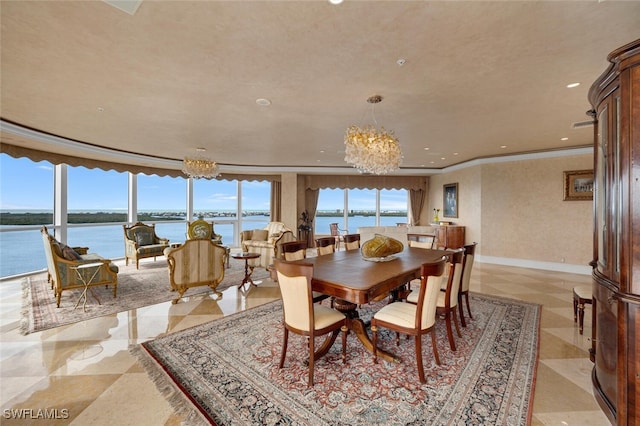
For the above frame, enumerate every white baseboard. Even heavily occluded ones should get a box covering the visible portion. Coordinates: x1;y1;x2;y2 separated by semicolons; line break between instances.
476;255;592;276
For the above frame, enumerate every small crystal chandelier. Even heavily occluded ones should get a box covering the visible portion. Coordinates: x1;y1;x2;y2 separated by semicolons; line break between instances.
344;95;402;175
182;148;219;179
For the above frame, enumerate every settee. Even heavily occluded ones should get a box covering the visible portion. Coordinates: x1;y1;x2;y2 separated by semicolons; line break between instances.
164;239;227;303
241;221;296;269
41;226;118;308
123;222;170;269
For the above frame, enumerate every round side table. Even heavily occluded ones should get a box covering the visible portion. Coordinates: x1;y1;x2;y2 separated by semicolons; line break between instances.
231;252;261;289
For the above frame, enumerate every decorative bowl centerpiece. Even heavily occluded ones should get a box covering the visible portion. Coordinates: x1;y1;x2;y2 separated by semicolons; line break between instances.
361;234;404;262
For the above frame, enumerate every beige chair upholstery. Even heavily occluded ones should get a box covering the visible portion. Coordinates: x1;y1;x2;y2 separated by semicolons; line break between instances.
343;234;361;251
407;234;436;249
280;241;328;303
164;239;226;303
41;226;118;308
458;243;477;327
314;237;336;256
371;259;446;383
123;222;170;269
240;222;296;269
274;259;347;387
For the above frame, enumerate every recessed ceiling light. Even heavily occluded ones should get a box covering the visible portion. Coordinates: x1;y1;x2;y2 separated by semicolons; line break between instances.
97;107;104;112
430;161;435;164
441;157;446;160
196;147;206;152
256;98;271;106
567;82;580;88
500;145;507;149
397;58;406;66
453;152;459;156
328;0;343;4
423;147;430;151
320;150;325;153
561;137;569;141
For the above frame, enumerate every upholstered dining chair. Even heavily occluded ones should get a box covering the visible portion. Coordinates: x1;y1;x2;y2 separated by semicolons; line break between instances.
458;243;477;327
274;259;348;387
280;240;308;261
314;237;336;256
407;249;464;351
280;240;328;303
343;234;361;251
407;235;437;249
371;259;447;383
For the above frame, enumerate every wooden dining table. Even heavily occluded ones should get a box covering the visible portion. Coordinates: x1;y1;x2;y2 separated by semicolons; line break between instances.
290;247;450;363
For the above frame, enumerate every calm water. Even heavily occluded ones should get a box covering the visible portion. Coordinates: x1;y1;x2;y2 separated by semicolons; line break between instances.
0;215;405;278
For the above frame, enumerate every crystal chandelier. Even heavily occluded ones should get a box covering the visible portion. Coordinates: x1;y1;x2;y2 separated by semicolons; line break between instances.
344;95;402;175
182;148;219;179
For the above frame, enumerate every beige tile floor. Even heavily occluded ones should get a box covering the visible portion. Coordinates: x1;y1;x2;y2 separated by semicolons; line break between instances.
0;257;609;425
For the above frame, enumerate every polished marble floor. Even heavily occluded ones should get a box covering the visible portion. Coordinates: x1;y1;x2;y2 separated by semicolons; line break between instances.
0;255;609;425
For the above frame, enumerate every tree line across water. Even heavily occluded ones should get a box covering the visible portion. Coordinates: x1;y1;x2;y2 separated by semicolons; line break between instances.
0;212;181;225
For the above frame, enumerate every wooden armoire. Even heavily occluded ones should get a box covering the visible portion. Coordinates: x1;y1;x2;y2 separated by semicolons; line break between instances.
589;38;640;425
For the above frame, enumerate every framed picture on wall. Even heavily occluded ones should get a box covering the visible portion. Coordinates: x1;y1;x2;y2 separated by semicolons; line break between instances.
443;183;458;218
563;170;594;201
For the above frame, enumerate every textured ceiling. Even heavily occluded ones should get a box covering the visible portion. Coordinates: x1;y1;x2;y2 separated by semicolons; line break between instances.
1;1;639;175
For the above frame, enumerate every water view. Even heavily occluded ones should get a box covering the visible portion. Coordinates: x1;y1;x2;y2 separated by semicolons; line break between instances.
0;212;406;278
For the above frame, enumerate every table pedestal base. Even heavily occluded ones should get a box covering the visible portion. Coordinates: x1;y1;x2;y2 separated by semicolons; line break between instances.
315;298;400;363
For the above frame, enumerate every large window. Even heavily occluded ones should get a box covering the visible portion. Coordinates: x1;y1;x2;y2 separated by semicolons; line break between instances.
137;174;187;244
241;180;271;231
0;154;54;277
194;179;239;246
315;188;408;235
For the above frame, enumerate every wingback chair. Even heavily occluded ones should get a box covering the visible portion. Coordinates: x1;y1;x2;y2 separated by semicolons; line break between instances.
41;226;118;308
164;239;227;303
240;221;296;269
123;222;170;269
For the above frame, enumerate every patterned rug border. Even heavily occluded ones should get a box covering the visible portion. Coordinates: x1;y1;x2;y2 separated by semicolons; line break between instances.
132;293;541;426
20;261;269;335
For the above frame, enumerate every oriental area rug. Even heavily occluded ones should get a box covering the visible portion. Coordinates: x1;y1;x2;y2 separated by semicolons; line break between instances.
21;260;269;335
133;294;541;425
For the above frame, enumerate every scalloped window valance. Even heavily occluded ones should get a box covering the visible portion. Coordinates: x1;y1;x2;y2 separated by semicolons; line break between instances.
303;175;426;191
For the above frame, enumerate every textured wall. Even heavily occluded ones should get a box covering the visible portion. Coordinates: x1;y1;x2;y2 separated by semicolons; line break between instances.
429;154;593;268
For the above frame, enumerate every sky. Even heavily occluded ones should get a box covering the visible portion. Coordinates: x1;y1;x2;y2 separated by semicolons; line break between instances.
0;154;407;212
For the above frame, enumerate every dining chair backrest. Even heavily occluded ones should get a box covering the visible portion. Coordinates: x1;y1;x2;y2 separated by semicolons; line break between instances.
460;243;477;293
315;237;335;256
444;249;465;308
275;259;314;331
281;240;307;261
408;239;436;249
343;234;361;251
418;259;447;329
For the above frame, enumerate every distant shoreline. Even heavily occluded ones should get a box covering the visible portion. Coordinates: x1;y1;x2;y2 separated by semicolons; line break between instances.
0;210;407;225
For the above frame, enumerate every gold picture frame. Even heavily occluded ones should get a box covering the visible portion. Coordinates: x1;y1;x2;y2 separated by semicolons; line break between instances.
563;170;594;201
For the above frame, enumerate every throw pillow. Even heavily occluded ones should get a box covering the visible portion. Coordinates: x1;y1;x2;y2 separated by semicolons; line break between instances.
251;229;269;241
135;231;154;246
61;244;82;261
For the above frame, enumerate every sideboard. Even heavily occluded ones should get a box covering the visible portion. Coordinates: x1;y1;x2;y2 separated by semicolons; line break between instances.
357;225;465;249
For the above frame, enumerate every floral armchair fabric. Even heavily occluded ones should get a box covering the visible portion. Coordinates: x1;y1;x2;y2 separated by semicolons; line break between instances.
41;226;118;308
164;239;226;303
123;222;170;269
240;221;296;269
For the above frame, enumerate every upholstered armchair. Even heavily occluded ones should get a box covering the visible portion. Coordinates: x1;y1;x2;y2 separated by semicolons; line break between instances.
41;226;118;308
186;219;223;245
240;221;296;269
123;222;170;269
164;239;226;303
